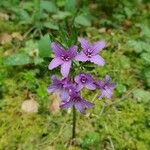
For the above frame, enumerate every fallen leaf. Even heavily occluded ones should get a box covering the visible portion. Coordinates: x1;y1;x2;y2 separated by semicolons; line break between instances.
49;92;60;114
21;99;39;113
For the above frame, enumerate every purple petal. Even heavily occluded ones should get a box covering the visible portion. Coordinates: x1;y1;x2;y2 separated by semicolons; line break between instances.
48;57;63;70
81;99;94;108
85;83;96;90
60;101;73;109
109;83;116;89
99;89;113;99
74;75;80;83
95;80;105;88
77;84;84;91
75;51;88;62
78;37;90;50
90;55;105;66
105;75;111;82
60;89;70;102
47;85;57;93
75;102;85;114
61;61;72;77
68;46;78;58
51;42;65;57
92;41;106;54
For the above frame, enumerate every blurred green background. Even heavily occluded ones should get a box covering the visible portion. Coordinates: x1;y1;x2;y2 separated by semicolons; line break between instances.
0;0;150;149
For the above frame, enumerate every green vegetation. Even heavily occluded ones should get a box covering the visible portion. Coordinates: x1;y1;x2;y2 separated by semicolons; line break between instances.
0;0;150;149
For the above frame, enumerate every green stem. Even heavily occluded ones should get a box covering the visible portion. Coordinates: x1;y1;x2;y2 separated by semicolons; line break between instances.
72;106;76;139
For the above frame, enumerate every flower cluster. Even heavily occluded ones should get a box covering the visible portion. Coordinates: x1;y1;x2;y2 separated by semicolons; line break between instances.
48;38;116;114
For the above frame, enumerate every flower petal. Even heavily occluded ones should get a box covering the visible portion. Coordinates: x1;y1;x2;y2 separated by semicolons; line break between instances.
99;88;113;99
68;45;78;58
90;55;105;66
60;100;73;109
95;80;105;88
85;83;96;90
105;75;111;82
47;85;57;93
92;41;106;54
48;57;63;70
60;89;70;102
78;37;90;50
81;99;94;108
75;51;88;62
51;42;65;57
77;84;84;91
61;61;72;77
75;102;85;114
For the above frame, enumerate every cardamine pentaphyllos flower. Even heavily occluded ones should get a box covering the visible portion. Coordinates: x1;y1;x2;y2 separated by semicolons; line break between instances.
95;75;116;99
75;37;106;66
48;42;77;77
74;73;96;91
47;75;73;102
60;90;94;114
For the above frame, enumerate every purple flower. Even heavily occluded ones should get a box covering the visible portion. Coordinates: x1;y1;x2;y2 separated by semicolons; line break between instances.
96;75;116;99
48;42;78;77
74;73;96;91
47;75;73;102
75;38;106;66
60;91;94;114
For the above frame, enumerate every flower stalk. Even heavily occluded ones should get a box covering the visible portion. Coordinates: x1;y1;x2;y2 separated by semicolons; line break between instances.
72;106;76;140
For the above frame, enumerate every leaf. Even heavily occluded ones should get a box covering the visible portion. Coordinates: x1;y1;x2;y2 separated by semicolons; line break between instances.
75;14;91;26
34;57;43;65
65;0;77;13
43;22;58;30
133;89;150;103
144;68;150;87
41;1;57;13
52;11;71;20
4;53;31;66
38;34;51;57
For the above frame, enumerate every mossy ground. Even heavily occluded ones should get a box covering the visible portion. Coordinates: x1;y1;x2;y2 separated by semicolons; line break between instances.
0;1;150;150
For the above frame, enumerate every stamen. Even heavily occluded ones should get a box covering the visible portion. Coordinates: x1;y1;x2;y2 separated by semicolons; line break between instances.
61;55;70;61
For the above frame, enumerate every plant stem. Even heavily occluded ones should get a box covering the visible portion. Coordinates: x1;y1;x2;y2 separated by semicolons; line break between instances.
72;106;76;139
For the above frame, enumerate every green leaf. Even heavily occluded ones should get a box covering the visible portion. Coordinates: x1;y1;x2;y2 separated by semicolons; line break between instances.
38;34;51;57
41;1;57;13
75;14;91;26
4;53;31;66
144;68;150;87
52;11;71;20
65;0;77;13
133;89;150;103
34;57;44;65
43;22;58;30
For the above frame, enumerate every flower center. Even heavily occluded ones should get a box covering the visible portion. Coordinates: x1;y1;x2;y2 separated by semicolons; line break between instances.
72;96;81;103
61;55;70;61
80;76;87;83
85;50;93;58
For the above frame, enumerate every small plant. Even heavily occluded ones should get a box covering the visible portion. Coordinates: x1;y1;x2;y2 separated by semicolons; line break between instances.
47;36;116;143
